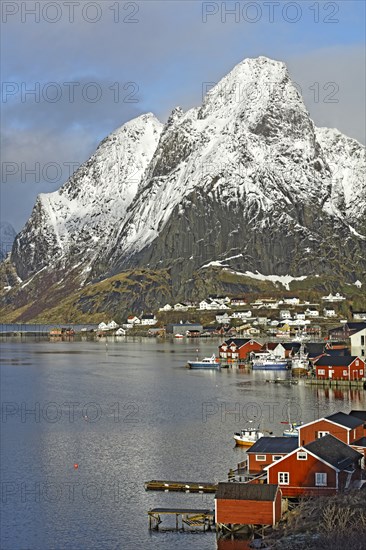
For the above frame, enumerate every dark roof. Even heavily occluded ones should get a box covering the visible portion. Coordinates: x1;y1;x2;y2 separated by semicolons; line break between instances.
315;355;359;367
142;314;155;319
347;322;366;330
305;343;325;355
349;410;366;422
353;437;366;447
216;482;278;501
282;343;301;351
247;437;299;454
326;348;351;357
223;338;251;347
325;412;363;429
305;434;362;470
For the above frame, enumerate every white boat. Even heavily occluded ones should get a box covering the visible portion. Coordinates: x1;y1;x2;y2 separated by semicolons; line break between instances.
187;353;219;369
234;427;265;447
291;344;310;375
252;354;288;370
174;333;184;339
283;422;302;438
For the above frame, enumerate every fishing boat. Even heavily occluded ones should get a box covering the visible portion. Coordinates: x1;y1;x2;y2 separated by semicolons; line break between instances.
187;353;219;369
234;427;265;446
291;344;310;376
252;354;288;370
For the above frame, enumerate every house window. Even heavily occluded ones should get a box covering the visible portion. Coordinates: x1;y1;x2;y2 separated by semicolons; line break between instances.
256;455;266;461
273;455;282;461
315;473;327;486
360;369;364;375
297;452;307;460
318;369;325;375
317;431;329;438
278;472;289;484
355;360;359;366
362;336;365;346
343;370;348;376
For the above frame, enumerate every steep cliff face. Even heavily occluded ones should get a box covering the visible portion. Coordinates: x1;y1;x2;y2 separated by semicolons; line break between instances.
5;56;366;317
0;222;16;260
11;113;163;280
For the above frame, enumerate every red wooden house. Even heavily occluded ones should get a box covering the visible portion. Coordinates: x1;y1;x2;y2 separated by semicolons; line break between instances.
218;338;262;361
246;437;299;474
265;434;362;498
315;355;364;380
298;412;364;446
349;411;366;466
215;482;282;527
349;410;366;436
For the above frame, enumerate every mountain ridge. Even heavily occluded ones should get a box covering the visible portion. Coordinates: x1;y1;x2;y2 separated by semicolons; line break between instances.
2;56;365;320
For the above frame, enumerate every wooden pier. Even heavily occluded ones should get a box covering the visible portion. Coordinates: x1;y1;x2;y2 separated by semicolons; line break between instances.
145;480;217;493
148;507;214;531
305;379;365;389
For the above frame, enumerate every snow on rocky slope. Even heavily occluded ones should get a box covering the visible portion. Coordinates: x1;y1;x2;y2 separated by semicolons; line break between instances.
11;113;163;279
10;56;366;290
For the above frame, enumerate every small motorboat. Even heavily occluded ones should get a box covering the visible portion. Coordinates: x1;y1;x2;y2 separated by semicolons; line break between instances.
187;354;220;369
234;427;265;446
174;333;184;339
282;422;302;438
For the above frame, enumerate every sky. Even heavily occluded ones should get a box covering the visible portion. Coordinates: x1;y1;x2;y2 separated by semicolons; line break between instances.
1;0;365;231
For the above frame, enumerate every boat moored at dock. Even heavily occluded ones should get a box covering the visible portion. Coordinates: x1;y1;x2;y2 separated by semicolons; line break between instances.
252;354;288;370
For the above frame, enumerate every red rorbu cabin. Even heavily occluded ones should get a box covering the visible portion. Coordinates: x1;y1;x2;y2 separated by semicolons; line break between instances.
315;355;364;380
215;483;282;527
298;412;364;446
246;437;299;474
218;339;262;361
265;434;362;498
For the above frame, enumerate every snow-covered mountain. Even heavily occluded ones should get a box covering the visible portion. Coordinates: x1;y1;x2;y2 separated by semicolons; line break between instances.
0;222;17;260
10;56;366;296
11;113;163;279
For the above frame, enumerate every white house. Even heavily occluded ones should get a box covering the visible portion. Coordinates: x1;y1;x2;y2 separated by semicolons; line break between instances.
140;314;157;326
305;308;319;317
216;313;231;324
280;310;292;320
106;320;118;330
127;315;140;325
98;322;108;330
174;303;189;311
231;310;252;319
199;300;224;310
353;312;366;321
115;327;126;336
159;304;172;311
350;327;366;358
323;308;337;318
322;292;346;301
283;297;300;305
293;312;306;321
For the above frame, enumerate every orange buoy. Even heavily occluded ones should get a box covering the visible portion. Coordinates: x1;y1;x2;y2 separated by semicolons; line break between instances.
74;463;79;469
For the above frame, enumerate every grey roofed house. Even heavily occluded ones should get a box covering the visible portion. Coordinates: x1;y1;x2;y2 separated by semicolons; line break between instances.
314;356;359;367
247;437;299;454
349;410;366;422
305;342;325;356
304;434;362;470
216;482;279;501
166;322;203;334
325;411;364;429
353;437;366;447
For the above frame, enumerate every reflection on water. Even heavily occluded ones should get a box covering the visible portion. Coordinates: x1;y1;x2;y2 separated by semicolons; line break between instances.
1;338;365;550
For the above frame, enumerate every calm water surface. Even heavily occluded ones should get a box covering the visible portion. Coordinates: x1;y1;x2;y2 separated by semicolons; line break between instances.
1;338;365;550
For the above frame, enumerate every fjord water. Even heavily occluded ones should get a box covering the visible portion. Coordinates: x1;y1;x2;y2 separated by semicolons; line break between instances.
1;338;365;550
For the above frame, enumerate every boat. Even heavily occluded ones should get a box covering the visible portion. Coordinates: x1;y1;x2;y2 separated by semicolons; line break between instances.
174;333;184;339
291;344;310;376
252;354;288;370
187;353;220;369
234;427;265;446
282;422;302;438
